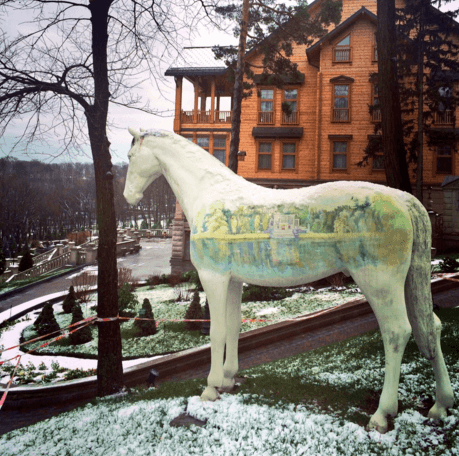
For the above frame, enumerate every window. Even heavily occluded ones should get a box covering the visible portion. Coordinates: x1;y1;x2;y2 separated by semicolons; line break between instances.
259;89;275;124
197;136;209;151
373;33;378;62
436;87;454;125
282;142;297;170
333;35;351;62
282;89;299;124
182;135;193;142
258;142;272;170
436;145;453;174
213;136;226;164
372;84;381;122
333;84;350;122
329;138;350;171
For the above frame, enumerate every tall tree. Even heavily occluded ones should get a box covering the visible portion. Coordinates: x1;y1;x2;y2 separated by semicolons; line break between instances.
0;0;217;396
215;0;342;173
377;0;413;193
397;0;459;199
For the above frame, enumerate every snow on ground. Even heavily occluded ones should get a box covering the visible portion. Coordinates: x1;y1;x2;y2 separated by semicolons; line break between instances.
1;392;458;455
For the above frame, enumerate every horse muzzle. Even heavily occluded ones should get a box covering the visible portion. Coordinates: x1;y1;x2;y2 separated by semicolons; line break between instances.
123;188;143;206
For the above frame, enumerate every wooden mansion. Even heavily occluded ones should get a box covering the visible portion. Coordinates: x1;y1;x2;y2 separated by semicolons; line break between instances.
164;0;459;273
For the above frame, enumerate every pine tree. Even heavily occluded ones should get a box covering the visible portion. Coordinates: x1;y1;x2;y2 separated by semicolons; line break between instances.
184;290;203;331
69;303;93;345
63;286;78;314
134;298;157;336
34;302;60;339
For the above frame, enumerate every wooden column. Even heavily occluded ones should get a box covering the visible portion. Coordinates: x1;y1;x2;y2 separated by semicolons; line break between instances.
193;81;199;124
174;76;183;132
210;78;216;124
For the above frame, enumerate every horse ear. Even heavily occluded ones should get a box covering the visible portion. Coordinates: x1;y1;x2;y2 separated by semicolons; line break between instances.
128;127;141;141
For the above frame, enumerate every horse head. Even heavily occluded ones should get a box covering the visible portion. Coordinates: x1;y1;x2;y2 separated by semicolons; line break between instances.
123;127;163;205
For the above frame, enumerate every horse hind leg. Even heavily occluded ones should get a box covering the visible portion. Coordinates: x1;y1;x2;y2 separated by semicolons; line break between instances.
352;269;412;434
427;313;454;420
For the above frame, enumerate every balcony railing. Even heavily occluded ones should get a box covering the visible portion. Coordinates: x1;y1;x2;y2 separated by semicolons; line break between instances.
258;111;275;124
435;110;454;126
333;47;351;62
180;110;232;124
333;108;350;122
282;111;299;125
372;109;381;122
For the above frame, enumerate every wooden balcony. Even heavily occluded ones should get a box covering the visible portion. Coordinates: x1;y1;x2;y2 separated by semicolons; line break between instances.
333;47;351;63
180;110;232;124
282;111;299;125
332;108;350;122
435;110;454;126
258;111;275;125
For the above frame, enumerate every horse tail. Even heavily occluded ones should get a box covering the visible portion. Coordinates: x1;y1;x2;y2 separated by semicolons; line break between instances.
404;196;437;360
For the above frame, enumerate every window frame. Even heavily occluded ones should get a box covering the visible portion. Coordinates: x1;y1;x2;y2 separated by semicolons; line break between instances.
371;83;381;123
333;34;352;63
329;135;352;173
331;83;351;123
281;87;300;125
280;140;299;172
433;144;454;176
196;135;210;151
212;135;228;166
256;140;274;171
258;87;276;125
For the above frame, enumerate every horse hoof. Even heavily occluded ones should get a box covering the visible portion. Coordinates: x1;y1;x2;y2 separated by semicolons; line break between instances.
201;386;220;402
367;413;388;434
428;403;448;421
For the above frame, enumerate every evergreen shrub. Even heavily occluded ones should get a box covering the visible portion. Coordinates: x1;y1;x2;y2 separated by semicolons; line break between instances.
34;302;60;338
241;284;293;303
134;298;157;336
118;283;139;317
18;249;34;272
62;286;78;314
184;291;203;331
69;304;93;345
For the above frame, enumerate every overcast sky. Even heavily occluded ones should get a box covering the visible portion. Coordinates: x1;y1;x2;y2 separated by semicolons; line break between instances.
1;1;459;165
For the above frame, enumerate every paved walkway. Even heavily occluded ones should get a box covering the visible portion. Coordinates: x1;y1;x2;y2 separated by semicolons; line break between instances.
0;239;172;315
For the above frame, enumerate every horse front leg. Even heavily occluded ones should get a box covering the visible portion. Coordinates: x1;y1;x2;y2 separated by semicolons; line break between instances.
198;269;230;402
220;280;243;392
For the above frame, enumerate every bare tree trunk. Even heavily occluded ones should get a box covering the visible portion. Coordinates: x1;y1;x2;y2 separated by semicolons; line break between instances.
377;0;412;193
228;0;250;173
88;0;123;396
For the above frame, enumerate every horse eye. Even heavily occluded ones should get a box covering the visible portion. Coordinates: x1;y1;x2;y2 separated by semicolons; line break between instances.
131;138;135;147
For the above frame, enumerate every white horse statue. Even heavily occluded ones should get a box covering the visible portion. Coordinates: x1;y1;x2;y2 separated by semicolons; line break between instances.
124;128;454;433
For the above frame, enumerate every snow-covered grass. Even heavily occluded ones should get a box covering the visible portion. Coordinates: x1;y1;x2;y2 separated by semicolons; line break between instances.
1;307;458;455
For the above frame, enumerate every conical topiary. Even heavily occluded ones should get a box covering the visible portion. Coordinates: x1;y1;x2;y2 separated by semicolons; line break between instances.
69;303;93;345
184;290;203;331
134;298;157;336
34;302;60;338
201;299;210;335
18;249;34;272
62;286;78;314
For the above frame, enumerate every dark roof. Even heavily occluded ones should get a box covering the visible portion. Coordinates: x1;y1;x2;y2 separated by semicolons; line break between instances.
252;127;303;138
165;47;228;77
441;176;459;187
306;7;377;66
